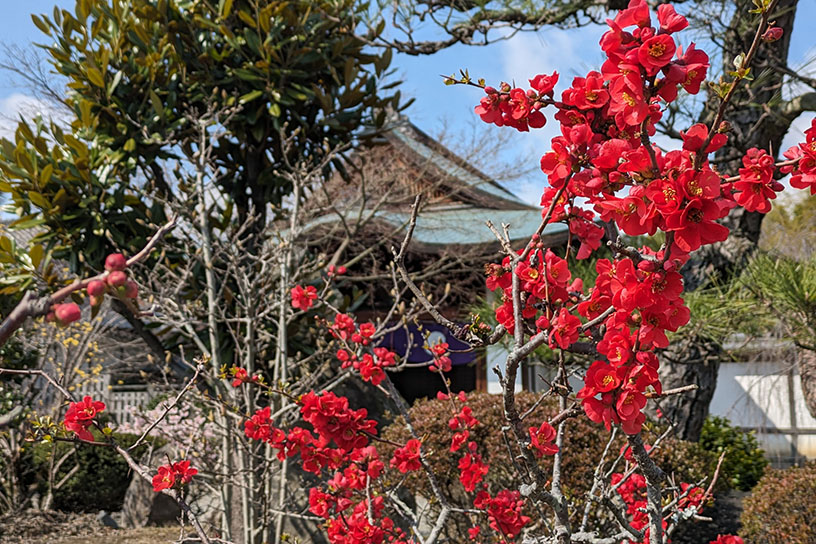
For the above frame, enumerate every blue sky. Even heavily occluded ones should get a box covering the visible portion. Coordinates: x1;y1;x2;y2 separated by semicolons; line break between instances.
1;1;815;206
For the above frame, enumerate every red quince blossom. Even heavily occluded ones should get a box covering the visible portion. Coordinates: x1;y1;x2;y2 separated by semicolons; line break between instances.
230;366;259;387
656;4;688;33
638;34;676;76
529;421;559;457
390;439;422;473
152;465;175;492
173;460;198;484
63;396;105;441
681;123;727;154
291;284;318;311
733;147;783;213
783;118;816;194
563;71;610;110
299;391;377;451
458;452;489;492
245;406;273;441
152;460;197;492
474;489;531;539
578;361;622;398
549;307;582;349
529;72;559;94
429;341;452;372
664;198;730;254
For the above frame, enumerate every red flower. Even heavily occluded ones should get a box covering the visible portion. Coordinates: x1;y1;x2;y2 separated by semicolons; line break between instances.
539;137;574;187
63;396;105;441
245;406;276;443
579;361;622;398
665;199;730;254
733;148;782;213
152;460;197;492
548;307;581;349
638;34;676;76
563;71;609;110
675;43;709;95
152;465;176;492
681;123;727;154
458;452;489;492
291;285;318;311
172;460;198;484
478;489;531;538
390;439;422;473
529;72;559;94
657;4;688;33
231;366;258;387
529;422;559;457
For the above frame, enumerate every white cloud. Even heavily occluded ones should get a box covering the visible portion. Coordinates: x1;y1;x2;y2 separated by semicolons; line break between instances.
0;93;66;140
496;26;608;190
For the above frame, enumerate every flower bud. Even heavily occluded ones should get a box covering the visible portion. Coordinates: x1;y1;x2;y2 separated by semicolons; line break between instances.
87;280;106;297
761;26;783;42
54;303;81;325
104;253;127;271
124;280;139;299
107;270;127;288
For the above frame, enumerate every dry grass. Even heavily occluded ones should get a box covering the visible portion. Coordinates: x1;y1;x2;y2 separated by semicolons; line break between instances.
0;511;186;544
51;527;181;544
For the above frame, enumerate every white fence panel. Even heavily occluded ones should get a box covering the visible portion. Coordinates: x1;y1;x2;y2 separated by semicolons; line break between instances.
710;360;816;465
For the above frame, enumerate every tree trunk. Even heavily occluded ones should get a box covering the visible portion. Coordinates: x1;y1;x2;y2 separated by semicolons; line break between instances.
658;0;799;440
799;349;816;419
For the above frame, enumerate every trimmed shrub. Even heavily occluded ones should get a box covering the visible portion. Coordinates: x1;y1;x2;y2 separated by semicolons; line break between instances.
22;432;154;512
699;416;766;491
740;462;816;544
381;392;721;540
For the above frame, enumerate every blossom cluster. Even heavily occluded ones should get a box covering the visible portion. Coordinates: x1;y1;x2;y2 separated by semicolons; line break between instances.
63;395;105;441
152;460;198;492
476;0;810;438
332;314;397;385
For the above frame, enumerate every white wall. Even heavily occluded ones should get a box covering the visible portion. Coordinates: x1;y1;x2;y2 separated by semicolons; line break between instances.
708;360;816;463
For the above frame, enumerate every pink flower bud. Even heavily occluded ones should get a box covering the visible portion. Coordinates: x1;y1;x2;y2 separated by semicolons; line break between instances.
336;266;347;275
54;303;81;325
87;280;106;297
107;270;127;288
124;280;139;299
761;26;783;42
104;253;127;272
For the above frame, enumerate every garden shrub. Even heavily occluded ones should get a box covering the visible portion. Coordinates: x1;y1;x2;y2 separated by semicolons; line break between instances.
381;391;721;540
23;432;154;512
699;416;767;491
740;462;816;544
